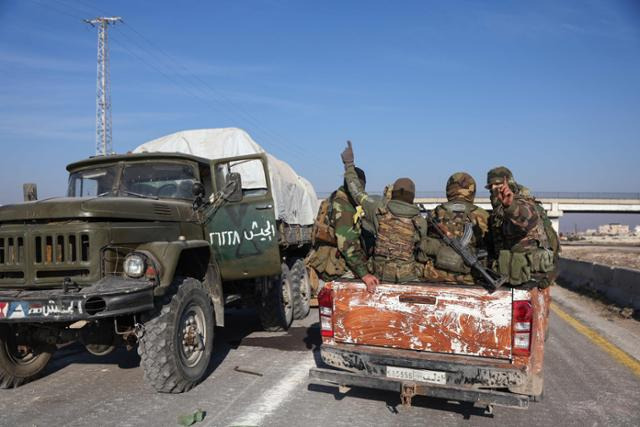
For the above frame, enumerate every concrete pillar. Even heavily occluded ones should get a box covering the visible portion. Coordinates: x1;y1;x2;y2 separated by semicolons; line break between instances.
547;202;563;233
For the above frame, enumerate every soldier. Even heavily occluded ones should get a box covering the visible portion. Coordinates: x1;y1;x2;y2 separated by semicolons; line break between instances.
485;167;558;288
305;167;380;290
419;172;490;284
341;141;427;287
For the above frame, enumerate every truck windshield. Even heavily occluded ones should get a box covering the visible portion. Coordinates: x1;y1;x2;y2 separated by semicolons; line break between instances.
68;166;119;197
121;163;197;200
67;162;198;200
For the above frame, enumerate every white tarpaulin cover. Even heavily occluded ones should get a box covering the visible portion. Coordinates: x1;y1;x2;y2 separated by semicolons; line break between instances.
133;128;319;226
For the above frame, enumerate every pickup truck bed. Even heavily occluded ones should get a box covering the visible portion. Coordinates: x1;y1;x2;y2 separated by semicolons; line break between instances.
310;280;550;409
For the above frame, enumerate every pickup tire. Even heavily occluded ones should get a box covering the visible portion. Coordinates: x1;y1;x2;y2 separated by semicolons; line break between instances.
0;325;54;389
258;263;294;332
290;258;311;320
138;277;214;393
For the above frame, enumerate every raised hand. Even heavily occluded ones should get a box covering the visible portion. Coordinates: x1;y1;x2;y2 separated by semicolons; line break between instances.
341;140;354;166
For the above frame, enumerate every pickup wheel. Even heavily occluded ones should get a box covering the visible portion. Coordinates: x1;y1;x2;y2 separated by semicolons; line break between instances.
138;277;214;393
290;258;311;320
0;325;54;389
258;263;294;332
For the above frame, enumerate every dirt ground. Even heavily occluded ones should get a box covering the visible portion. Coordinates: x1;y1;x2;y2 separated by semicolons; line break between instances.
561;244;640;271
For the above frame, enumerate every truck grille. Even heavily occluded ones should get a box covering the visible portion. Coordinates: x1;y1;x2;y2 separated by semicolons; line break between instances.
0;235;25;279
33;233;91;279
0;228;96;285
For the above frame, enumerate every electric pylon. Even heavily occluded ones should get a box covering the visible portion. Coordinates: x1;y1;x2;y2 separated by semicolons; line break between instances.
85;17;122;156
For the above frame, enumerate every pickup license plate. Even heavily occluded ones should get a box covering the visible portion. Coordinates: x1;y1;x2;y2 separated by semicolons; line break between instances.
386;366;446;384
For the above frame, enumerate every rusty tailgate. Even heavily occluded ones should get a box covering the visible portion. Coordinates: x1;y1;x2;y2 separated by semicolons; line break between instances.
332;282;513;359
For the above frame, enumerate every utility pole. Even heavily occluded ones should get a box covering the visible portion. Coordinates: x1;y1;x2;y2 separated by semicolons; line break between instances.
85;17;122;156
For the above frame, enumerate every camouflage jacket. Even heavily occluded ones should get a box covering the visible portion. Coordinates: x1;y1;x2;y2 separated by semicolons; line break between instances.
330;186;370;278
345;165;428;281
489;195;547;254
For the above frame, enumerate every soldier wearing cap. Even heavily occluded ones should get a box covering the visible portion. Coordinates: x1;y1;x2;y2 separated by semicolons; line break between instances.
419;172;490;283
486;167;557;288
341;142;427;288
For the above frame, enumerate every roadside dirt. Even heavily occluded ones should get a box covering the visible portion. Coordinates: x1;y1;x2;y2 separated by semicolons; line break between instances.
561;245;640;271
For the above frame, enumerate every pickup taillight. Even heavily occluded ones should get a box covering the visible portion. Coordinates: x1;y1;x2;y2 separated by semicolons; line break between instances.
318;286;334;337
512;300;533;356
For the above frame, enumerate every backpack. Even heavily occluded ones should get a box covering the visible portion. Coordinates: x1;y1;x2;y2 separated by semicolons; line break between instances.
533;200;560;260
311;191;337;246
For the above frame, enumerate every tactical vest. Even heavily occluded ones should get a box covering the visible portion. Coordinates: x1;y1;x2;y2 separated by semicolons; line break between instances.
373;206;421;282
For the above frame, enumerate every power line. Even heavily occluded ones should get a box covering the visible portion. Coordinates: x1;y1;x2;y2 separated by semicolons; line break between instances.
52;0;308;159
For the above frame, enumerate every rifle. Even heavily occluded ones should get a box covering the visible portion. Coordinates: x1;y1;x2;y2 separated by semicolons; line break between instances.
428;216;506;292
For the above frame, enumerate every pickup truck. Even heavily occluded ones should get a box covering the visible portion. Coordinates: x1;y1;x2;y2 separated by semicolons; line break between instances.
309;280;550;412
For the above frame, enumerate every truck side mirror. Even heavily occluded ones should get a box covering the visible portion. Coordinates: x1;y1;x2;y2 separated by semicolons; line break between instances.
23;183;38;201
226;172;243;202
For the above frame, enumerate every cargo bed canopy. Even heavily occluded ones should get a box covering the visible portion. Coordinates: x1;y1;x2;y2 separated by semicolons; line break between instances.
133;128;319;226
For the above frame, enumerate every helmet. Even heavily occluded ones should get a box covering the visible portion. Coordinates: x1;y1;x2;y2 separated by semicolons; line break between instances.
485;166;514;189
446;172;476;203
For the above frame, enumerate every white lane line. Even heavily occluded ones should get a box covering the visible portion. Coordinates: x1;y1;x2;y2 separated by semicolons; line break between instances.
229;358;315;426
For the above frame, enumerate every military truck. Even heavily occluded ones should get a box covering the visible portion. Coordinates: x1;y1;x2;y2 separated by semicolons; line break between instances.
0;149;315;392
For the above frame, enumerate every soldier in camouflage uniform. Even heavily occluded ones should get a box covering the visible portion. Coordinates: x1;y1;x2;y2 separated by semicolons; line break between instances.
419;172;489;284
485;167;557;288
341;142;427;287
306;167;380;289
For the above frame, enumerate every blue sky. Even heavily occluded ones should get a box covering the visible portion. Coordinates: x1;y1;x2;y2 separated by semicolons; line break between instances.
1;0;639;223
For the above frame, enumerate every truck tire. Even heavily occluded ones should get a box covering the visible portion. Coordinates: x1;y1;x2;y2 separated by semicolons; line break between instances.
138;277;214;393
258;263;294;332
290;258;311;320
0;325;54;389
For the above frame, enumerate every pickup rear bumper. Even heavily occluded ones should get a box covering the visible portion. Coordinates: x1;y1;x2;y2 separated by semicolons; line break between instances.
309;367;529;409
311;344;531;409
0;276;155;323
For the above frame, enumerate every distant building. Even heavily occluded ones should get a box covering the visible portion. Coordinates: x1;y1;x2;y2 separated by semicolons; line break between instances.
598;223;630;235
635;225;640;236
585;229;597;236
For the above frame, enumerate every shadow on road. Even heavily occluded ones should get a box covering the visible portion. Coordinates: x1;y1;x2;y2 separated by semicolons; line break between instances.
44;308;323;384
307;383;493;419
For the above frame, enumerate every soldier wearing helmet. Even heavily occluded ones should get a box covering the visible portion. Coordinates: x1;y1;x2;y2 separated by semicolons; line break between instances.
486;166;558;288
341;142;427;289
419;172;489;284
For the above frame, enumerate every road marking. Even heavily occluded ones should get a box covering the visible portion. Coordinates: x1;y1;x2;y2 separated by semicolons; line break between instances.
229;357;315;426
551;303;640;378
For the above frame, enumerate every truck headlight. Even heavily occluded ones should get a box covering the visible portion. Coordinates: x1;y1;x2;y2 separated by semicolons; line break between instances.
123;254;146;278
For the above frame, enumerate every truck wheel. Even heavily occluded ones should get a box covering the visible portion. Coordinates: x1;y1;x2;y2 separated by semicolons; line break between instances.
0;325;54;389
138;277;214;393
258;263;294;332
290;258;311;320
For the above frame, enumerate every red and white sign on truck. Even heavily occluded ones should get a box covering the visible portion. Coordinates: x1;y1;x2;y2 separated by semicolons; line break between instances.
309;280;550;411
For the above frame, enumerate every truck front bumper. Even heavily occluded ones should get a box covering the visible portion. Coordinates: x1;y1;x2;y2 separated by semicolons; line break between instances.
310;344;531;409
0;276;155;323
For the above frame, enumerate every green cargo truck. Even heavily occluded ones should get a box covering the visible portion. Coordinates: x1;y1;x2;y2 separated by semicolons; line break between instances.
0;151;313;392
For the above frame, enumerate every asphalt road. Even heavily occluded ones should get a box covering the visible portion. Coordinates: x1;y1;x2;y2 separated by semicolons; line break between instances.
1;286;639;427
